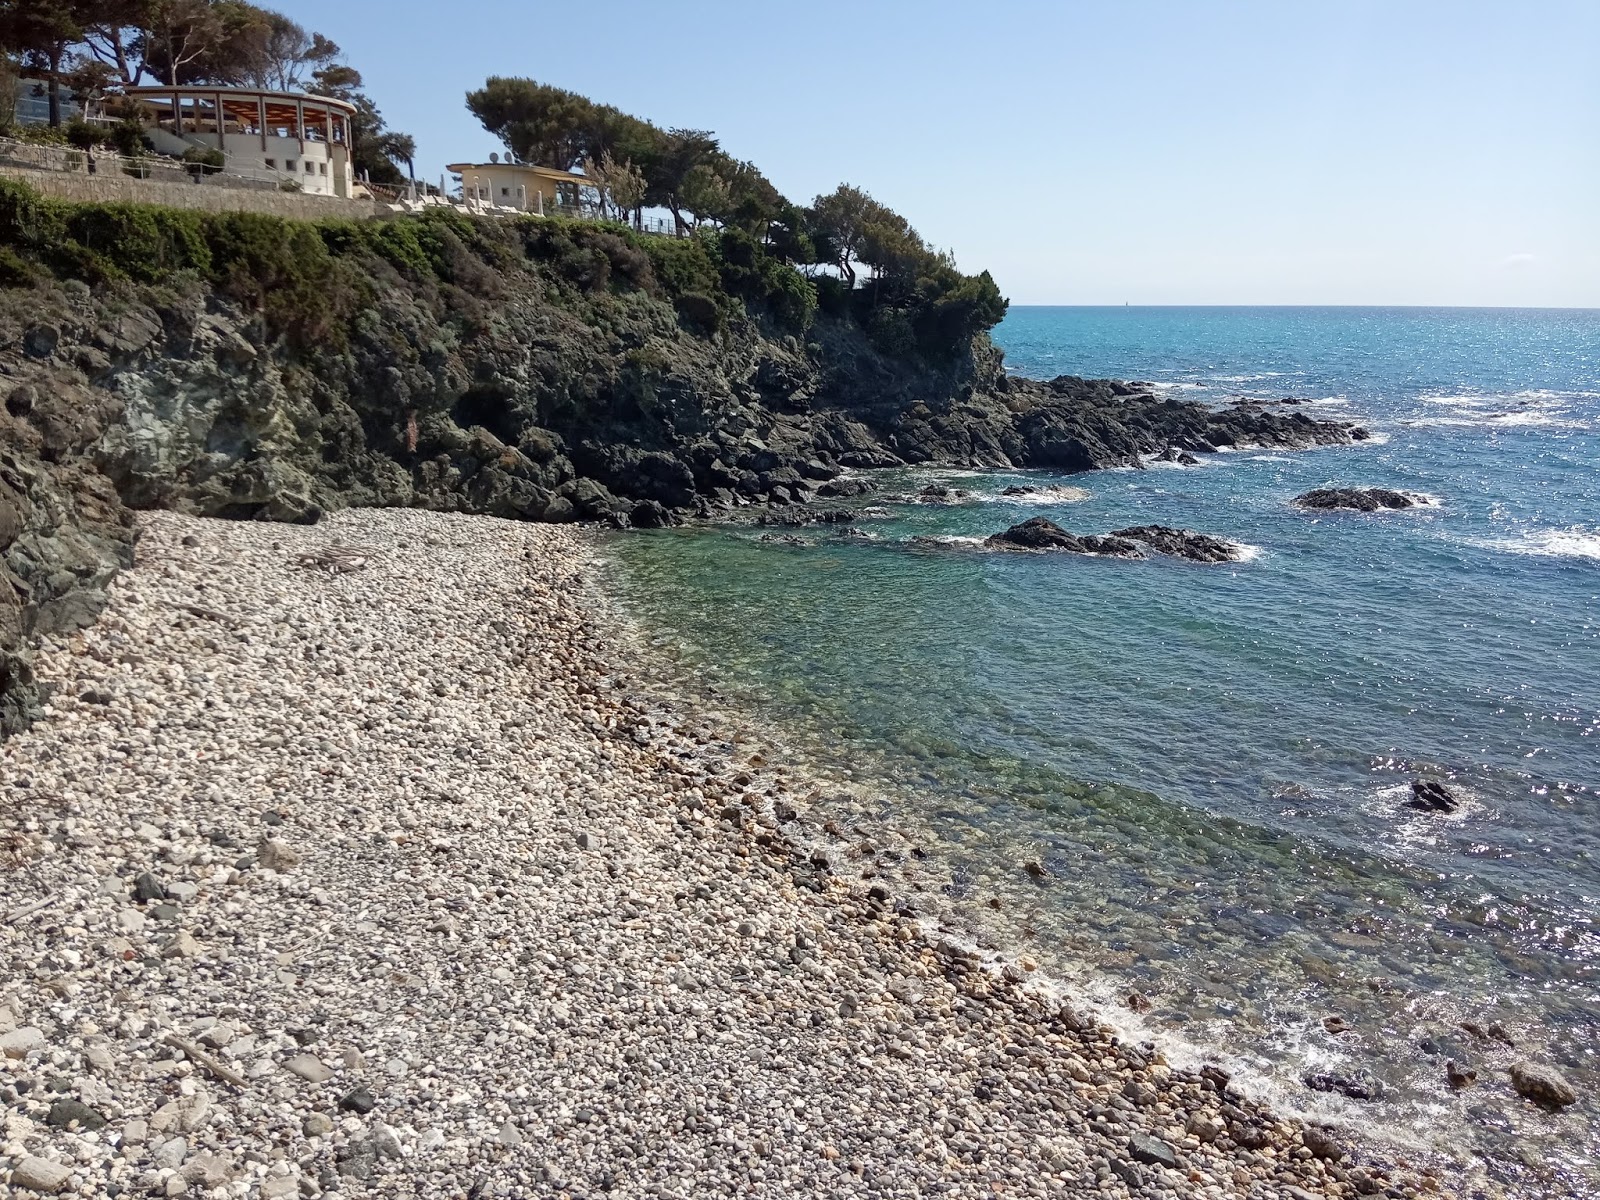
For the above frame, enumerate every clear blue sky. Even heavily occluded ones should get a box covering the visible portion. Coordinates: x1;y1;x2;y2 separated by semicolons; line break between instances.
272;0;1597;306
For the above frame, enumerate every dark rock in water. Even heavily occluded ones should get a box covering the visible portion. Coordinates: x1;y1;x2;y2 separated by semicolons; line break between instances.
1295;487;1422;512
1510;1061;1577;1109
1407;778;1459;813
1000;485;1036;496
629;500;676;529
1111;525;1243;563
1447;1060;1478;1090
1303;1070;1383;1101
816;477;875;498
985;517;1143;558
1322;1015;1349;1035
1176;451;1200;465
888;484;972;505
757;533;809;547
1127;1133;1178;1169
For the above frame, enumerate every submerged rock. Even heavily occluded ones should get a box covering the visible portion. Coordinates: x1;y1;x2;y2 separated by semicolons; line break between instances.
1303;1070;1383;1101
1294;487;1423;512
1111;525;1245;563
1407;778;1459;813
984;518;1142;557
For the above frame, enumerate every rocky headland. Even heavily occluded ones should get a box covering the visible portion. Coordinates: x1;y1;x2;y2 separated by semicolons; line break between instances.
0;205;1365;736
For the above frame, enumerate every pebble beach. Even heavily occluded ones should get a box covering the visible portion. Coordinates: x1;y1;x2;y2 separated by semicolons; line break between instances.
0;509;1456;1199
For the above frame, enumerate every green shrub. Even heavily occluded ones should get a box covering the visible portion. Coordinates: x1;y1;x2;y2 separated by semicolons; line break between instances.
0;246;37;287
64;119;98;150
104;119;149;159
866;308;916;358
675;291;721;334
641;235;719;300
181;146;226;175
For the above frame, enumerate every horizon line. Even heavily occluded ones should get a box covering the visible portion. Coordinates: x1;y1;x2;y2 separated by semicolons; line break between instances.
1005;303;1600;311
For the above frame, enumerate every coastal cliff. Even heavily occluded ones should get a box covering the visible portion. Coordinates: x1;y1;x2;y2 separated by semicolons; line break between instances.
0;184;1365;732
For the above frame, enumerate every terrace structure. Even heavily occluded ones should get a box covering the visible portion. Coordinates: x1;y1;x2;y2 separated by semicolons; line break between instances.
121;85;357;197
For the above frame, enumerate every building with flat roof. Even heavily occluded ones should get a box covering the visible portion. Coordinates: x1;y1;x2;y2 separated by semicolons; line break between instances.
121;85;356;197
447;160;593;215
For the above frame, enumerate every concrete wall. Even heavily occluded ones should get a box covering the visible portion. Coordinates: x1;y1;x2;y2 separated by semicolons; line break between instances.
0;165;386;221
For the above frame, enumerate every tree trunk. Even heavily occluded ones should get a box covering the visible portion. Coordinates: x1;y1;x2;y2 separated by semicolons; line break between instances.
46;48;62;127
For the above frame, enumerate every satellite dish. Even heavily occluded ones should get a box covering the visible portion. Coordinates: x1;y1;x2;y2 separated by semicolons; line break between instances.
489;151;499;164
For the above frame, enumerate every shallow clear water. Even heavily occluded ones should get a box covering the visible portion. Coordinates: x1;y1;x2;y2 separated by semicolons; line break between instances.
605;307;1600;1191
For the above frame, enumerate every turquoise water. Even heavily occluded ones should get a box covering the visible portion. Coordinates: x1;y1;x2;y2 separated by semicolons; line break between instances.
606;307;1600;1190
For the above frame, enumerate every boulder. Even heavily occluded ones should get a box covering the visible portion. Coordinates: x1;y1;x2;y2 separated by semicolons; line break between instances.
11;1156;72;1192
1294;487;1422;512
1510;1061;1577;1109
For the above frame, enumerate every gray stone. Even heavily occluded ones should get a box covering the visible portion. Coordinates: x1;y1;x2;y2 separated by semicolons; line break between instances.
257;838;301;871
1;1026;46;1059
133;872;167;902
284;1054;334;1083
11;1156;73;1192
1127;1133;1178;1170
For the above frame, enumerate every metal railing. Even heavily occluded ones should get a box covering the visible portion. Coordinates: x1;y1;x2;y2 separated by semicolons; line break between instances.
0;134;289;192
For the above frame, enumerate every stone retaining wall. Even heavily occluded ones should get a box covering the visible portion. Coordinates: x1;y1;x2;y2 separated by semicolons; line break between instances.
0;165;387;220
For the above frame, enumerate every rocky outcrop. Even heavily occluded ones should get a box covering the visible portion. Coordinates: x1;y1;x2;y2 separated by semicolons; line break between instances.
985;518;1143;557
1110;526;1245;564
983;520;1248;564
1295;487;1423;512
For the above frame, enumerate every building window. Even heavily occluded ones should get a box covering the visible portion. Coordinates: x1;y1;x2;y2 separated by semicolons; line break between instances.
285;159;295;171
501;187;510;197
318;163;327;175
305;161;314;174
264;158;276;169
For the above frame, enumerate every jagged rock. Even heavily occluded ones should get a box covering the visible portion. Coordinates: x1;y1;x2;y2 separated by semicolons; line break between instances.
1111;525;1244;563
1295;487;1422;512
985;518;1143;557
1408;779;1459;813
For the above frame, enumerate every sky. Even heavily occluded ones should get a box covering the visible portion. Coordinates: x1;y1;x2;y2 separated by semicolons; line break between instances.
269;0;1599;307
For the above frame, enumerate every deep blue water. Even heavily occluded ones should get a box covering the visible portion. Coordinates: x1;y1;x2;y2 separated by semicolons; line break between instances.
607;307;1600;1189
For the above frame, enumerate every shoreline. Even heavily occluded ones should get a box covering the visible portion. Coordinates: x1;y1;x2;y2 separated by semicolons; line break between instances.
0;509;1464;1198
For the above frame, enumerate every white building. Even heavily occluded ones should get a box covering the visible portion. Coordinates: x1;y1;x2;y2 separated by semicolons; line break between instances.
122;85;358;197
448;160;594;214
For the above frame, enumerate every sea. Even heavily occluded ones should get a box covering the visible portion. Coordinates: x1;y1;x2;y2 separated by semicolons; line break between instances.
604;306;1600;1193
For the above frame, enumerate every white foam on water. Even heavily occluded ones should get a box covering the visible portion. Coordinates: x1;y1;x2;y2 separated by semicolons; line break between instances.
1230;542;1264;563
908;534;990;550
1475;526;1600;562
1308;395;1350;405
981;485;1092;505
1247;455;1295;464
1358;430;1391;445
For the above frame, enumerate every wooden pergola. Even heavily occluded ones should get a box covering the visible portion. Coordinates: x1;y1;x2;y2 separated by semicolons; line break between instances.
122;85;356;153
